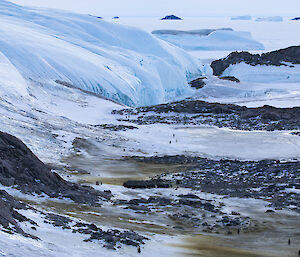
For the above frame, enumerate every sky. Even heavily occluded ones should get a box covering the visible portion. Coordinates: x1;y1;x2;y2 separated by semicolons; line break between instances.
9;0;300;17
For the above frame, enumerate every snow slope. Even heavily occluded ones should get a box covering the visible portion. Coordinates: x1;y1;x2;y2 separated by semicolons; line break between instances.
0;1;201;106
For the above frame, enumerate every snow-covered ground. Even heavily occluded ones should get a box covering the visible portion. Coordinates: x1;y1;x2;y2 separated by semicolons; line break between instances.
117;125;300;161
191;77;300;108
222;63;300;83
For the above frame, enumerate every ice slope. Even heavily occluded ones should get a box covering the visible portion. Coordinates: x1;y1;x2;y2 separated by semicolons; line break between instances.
0;1;201;106
153;30;264;51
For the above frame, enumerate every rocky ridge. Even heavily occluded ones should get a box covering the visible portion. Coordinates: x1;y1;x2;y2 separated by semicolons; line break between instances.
113;99;300;131
210;45;300;76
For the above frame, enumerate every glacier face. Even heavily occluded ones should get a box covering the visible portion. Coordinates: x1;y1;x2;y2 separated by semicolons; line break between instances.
0;1;202;106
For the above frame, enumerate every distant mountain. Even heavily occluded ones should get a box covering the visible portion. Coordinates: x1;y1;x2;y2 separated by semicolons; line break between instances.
161;15;182;20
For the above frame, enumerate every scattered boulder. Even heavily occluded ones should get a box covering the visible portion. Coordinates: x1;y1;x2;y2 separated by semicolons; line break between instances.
93;124;138;131
161;15;182;20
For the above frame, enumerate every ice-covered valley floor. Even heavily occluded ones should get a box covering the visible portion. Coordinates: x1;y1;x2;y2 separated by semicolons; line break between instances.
0;1;300;257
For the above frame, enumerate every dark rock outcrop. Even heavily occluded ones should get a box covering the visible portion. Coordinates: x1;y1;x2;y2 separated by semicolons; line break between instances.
211;46;300;76
291;17;300;20
92;124;138;131
0;131;111;205
189;77;207;89
161;15;182;20
123;179;172;189
0;190;37;238
219;76;240;83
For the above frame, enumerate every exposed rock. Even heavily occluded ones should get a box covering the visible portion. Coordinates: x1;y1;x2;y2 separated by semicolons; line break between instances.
44;213;72;229
44;213;148;249
211;46;300;76
92;124;138;131
189;77;207;89
128;155;300;212
291;17;300;20
291;131;300;136
0;190;37;238
219;76;240;83
113;100;300;131
161;15;182;20
0;131;111;205
123;179;172;189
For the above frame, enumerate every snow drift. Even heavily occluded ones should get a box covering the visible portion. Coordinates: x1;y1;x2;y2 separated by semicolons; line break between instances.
222;63;300;83
153;30;264;51
0;1;201;106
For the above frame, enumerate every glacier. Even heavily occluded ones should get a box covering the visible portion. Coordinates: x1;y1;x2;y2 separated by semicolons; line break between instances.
153;30;264;51
0;1;202;106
